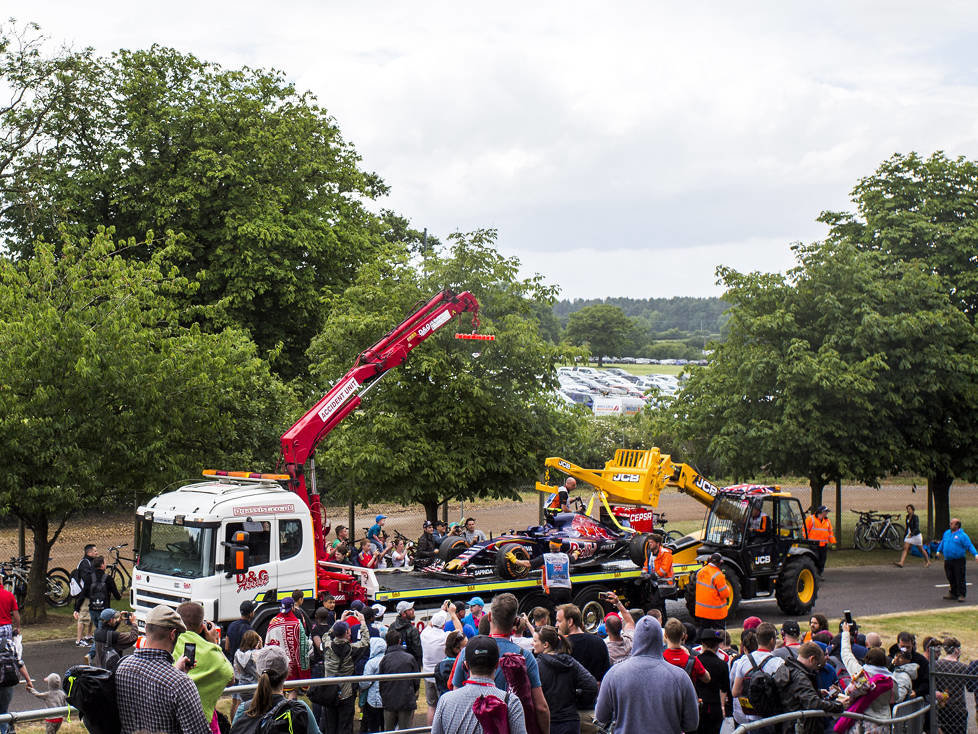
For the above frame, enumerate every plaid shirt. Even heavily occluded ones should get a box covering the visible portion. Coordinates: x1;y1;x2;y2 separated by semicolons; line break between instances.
116;647;209;734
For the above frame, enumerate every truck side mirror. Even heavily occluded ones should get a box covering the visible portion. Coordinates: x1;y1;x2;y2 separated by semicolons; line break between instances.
230;545;250;575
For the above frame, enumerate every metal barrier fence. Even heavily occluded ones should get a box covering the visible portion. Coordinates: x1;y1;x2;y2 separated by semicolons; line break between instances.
731;702;931;734
928;645;977;734
0;671;435;734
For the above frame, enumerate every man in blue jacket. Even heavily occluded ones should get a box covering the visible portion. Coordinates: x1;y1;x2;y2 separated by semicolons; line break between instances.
936;518;978;601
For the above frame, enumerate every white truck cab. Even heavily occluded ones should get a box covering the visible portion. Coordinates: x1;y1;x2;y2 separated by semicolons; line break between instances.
131;476;317;627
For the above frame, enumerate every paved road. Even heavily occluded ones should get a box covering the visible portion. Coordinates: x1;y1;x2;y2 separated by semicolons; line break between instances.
10;561;969;713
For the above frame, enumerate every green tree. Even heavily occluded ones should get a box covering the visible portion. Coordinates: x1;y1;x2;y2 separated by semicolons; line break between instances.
564;304;633;366
308;230;568;522
1;43;389;379
821;152;978;529
673;240;976;510
0;230;288;621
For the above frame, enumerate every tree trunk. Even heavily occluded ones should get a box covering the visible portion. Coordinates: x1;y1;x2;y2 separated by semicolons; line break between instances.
928;472;953;539
809;477;826;512
421;497;441;524
23;515;52;624
597;354;604;367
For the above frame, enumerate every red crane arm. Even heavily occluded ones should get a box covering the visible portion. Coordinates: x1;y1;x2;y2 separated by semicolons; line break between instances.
280;289;481;561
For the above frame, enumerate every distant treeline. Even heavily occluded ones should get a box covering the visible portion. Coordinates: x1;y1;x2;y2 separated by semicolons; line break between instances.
554;297;728;336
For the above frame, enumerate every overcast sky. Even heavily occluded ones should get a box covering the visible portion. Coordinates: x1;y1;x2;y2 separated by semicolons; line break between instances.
15;2;978;298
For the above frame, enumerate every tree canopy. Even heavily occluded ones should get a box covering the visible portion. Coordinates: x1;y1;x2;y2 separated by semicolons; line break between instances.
0;230;288;620
0;40;393;379
564;304;634;366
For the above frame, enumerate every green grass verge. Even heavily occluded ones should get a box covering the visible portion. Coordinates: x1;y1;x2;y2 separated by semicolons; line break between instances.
597;362;686;376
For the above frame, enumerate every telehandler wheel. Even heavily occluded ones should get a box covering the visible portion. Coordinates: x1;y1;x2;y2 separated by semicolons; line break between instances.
438;535;469;562
776;556;819;615
684;563;742;618
628;533;653;568
495;542;531;579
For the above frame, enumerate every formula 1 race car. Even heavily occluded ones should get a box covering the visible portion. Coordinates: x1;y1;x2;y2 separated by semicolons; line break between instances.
422;512;651;580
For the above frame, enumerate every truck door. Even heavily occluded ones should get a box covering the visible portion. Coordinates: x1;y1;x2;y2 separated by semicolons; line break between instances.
744;497;778;574
276;516;316;602
222;520;276;612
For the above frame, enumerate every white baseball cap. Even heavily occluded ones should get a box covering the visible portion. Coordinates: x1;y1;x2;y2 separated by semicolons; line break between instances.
396;601;415;614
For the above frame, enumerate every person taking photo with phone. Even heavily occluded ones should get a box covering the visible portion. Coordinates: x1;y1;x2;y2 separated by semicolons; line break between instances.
174;602;235;729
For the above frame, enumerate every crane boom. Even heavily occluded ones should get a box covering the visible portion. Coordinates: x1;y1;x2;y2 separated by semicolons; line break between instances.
281;289;482;561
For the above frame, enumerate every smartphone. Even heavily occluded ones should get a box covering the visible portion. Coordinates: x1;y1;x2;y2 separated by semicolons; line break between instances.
844;610;853;625
184;642;196;668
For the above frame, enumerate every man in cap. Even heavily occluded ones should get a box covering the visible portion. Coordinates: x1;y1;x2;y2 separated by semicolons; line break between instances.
693;554;730;629
461;597;485;630
421;603;464;724
390;600;423;664
116;605;209;734
263;597;311;685
174;602;235;723
773;620;802;660
433;520;448;544
367;514;388;550
433;635;527;734
93;607;138;671
695;628;731;734
415;520;440;568
805;506;836;574
742;616;762;632
505;538;579;603
322;613;369;734
642;532;675;621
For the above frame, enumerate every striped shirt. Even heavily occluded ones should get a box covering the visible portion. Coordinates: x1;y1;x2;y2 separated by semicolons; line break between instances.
431;675;527;734
116;647;210;734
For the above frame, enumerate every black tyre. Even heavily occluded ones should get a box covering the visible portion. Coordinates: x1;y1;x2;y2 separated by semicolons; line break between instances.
776;556;819;616
853;524;875;551
495;542;531;580
628;533;653;567
884;524;905;551
45;568;72;607
572;586;612;633
517;591;555;618
438;536;469;562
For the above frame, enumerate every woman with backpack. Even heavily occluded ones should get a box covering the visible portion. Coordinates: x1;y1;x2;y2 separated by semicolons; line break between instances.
533;626;597;734
230;646;319;734
233;630;263;710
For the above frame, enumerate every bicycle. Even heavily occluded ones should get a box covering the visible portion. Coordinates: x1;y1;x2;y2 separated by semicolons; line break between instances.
106;543;137;591
0;556;72;608
851;510;905;551
653;512;685;545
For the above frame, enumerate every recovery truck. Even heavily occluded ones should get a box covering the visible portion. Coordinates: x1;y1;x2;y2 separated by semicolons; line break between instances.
534;448;822;615
130;290;492;632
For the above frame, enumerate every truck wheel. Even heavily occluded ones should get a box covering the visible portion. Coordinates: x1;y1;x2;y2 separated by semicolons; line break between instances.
776;556;819;615
518;591;555;618
628;534;653;568
495;543;531;579
684;564;742;618
572;586;612;633
438;536;469;562
251;603;280;639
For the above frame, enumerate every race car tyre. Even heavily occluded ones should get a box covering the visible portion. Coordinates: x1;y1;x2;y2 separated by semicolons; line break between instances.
572;586;613;633
628;533;653;568
776;555;819;616
518;591;556;618
438;536;469;562
495;542;531;580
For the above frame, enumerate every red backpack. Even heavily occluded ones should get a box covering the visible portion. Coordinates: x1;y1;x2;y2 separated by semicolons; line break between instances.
472;691;511;734
498;652;543;734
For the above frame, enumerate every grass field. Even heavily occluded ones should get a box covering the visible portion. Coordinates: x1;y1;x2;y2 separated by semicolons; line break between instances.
598;362;686;376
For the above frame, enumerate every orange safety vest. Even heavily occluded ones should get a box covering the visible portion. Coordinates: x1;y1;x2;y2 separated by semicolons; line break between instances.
694;564;730;620
643;546;674;581
805;515;836;547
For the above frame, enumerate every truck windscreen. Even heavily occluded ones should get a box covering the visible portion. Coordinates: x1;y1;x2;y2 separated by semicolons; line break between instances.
136;519;216;578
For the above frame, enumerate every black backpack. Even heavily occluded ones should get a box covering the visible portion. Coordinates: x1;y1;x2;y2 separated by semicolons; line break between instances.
0;639;19;687
744;652;784;716
88;574;108;612
63;664;121;734
257;698;309;734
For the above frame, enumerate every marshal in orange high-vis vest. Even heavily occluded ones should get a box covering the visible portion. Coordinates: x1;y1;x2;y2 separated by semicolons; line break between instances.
694;562;730;620
805;515;836;547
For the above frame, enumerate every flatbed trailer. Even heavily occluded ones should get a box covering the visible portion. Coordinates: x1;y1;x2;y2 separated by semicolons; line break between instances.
320;557;702;628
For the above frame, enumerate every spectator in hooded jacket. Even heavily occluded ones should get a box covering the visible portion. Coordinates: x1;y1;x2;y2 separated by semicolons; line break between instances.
378;628;420;731
321;614;370;734
534;625;598;734
359;637;388;733
595;616;698;734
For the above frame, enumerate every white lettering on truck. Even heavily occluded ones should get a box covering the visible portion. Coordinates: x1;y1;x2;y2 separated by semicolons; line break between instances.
233;504;296;516
317;377;361;424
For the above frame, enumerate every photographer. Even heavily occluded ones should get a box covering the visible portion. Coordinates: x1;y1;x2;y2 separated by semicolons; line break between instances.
321;611;370;734
93;608;139;671
174;602;235;728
